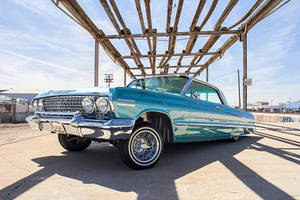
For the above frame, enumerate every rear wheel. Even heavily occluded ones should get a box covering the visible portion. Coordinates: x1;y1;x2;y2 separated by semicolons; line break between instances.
58;133;91;151
119;123;163;169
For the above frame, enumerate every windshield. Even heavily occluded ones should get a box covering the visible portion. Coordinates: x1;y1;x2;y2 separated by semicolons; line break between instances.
127;76;189;94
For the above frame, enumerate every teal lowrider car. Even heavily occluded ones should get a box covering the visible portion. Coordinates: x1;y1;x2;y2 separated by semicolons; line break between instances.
26;75;255;169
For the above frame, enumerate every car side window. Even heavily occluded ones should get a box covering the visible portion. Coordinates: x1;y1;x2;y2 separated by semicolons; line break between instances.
186;81;223;104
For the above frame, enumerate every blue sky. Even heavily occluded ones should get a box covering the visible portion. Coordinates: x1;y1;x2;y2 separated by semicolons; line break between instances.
0;0;299;106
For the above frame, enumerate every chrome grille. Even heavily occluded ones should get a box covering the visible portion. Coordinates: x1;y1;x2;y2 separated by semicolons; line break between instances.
43;96;96;113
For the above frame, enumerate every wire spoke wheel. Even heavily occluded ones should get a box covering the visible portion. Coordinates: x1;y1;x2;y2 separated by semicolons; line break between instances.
120;123;163;169
131;130;159;163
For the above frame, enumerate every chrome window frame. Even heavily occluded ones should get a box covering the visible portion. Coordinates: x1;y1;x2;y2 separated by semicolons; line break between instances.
182;78;227;105
127;74;191;95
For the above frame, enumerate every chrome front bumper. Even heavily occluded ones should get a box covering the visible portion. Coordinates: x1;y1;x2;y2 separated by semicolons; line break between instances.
26;112;135;140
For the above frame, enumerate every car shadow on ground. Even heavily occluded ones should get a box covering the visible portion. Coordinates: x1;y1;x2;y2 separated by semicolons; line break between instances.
0;136;295;200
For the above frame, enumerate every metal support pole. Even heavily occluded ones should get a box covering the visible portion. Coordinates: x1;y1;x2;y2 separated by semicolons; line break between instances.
206;68;209;82
94;39;99;87
242;34;247;111
237;69;241;108
124;69;126;86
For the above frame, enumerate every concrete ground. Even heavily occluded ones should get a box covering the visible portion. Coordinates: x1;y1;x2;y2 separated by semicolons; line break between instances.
0;123;299;200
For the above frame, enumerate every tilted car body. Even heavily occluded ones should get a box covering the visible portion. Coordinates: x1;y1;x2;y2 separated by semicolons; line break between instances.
26;75;255;169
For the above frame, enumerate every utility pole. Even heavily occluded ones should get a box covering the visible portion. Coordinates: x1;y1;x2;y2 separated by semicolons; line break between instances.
237;69;241;108
104;73;114;87
124;69;126;86
94;39;99;87
242;33;248;111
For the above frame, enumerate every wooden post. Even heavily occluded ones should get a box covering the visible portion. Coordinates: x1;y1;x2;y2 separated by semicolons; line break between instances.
237;69;241;108
124;68;126;86
206;68;209;82
242;34;247;111
94;39;99;87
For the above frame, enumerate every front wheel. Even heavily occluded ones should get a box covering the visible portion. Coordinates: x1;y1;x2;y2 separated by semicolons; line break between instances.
230;135;240;142
58;133;91;151
119;123;163;169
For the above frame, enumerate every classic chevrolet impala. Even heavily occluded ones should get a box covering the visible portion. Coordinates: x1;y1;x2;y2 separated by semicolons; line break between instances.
26;75;255;169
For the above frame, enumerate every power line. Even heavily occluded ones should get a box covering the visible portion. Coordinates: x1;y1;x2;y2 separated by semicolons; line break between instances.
104;73;114;87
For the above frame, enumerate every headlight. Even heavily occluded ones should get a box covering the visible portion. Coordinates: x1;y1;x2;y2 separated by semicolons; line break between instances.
96;97;110;114
38;99;43;110
81;97;95;114
32;100;38;111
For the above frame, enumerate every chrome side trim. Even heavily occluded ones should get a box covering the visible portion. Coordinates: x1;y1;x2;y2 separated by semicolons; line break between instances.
174;121;255;128
116;98;135;103
116;103;136;107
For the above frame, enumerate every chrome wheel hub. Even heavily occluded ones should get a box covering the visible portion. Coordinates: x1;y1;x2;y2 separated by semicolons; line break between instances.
131;130;159;164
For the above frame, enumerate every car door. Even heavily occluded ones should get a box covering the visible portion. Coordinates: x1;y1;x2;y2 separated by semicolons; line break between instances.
184;81;229;141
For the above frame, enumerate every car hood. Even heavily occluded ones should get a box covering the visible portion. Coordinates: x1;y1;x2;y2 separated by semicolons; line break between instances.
34;87;115;99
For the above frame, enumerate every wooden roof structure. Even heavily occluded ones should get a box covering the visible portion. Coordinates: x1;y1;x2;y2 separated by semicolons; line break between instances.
51;0;287;80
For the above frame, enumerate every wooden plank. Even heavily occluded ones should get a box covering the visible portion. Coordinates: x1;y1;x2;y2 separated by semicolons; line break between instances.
175;0;218;73
152;29;157;75
187;0;238;73
193;0;283;77
214;0;239;30
163;0;184;73
122;51;217;59
190;0;206;31
166;0;173;32
228;0;263;30
100;0;146;76
129;64;203;70
99;30;241;39
135;0;146;33
134;0;153;74
99;0;121;33
144;0;155;74
135;72;196;77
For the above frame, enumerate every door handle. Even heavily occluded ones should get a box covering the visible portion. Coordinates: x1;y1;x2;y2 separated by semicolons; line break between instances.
216;106;222;110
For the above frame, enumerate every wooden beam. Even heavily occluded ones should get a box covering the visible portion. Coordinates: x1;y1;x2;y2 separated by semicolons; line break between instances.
98;30;241;39
124;68;127;86
193;0;283;78
99;0;146;76
134;0;153;75
190;0;206;31
135;0;146;33
135;73;196;77
206;68;208;82
166;0;173;32
152;29;157;75
144;0;155;74
175;0;218;73
228;0;263;30
129;64;204;70
94;39;99;86
242;33;247;111
187;0;238;73
122;51;217;59
162;0;184;73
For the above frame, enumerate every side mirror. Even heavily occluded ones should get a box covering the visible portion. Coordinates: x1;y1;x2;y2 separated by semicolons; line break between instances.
193;91;201;100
